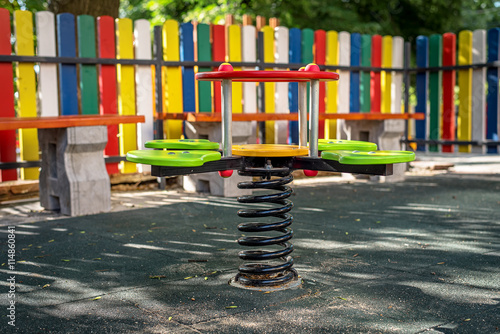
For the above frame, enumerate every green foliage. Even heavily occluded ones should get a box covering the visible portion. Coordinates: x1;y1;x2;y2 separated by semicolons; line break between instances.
1;0;46;13
3;0;500;40
117;0;500;42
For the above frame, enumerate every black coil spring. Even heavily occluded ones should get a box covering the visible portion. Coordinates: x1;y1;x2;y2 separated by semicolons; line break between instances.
234;167;298;287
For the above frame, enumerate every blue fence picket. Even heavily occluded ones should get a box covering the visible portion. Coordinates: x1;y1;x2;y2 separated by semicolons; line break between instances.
289;27;301;144
180;22;195;113
487;28;500;153
350;33;361;112
57;13;78;115
415;35;428;151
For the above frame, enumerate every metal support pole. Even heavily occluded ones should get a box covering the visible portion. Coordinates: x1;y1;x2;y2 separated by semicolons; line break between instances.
298;82;307;147
221;79;232;157
309;79;320;157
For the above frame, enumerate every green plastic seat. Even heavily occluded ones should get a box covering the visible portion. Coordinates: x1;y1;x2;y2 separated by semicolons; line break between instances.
144;139;220;150
321;150;415;165
126;149;221;167
318;139;377;151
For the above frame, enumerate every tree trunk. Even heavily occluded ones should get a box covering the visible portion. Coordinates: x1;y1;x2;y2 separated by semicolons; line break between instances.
48;0;120;18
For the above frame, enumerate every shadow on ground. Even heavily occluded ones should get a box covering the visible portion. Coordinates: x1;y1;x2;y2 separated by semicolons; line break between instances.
1;174;499;333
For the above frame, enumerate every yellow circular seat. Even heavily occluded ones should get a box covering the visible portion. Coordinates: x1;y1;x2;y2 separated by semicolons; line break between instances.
232;144;309;157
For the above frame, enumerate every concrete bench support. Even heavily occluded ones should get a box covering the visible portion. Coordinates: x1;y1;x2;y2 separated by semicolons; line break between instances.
38;126;111;216
182;121;253;197
344;119;407;181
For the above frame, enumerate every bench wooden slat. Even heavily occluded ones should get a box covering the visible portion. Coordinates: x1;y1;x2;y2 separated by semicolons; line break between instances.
159;112;424;122
0;115;145;130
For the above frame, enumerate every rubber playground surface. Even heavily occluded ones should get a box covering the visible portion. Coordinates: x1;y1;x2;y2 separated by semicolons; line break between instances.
1;156;499;333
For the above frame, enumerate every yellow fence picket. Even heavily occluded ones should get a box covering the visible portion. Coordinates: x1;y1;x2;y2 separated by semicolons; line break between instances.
458;30;473;152
275;26;289;144
14;10;38;179
325;30;339;138
228;24;243;115
381;36;392;114
116;18;137;173
163;19;183;139
262;25;275;144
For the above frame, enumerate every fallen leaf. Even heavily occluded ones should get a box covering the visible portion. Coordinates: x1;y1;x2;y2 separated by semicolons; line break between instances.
437;262;445;265
336;297;347;301
225;306;238;309
168;316;172;321
353;254;359;257
48;240;55;243
93;258;101;261
80;231;86;234
42;284;50;289
464;319;471;322
61;259;70;262
149;275;166;279
91;296;101;301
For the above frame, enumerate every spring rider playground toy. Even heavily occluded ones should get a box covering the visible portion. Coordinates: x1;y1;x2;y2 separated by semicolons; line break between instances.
126;63;415;291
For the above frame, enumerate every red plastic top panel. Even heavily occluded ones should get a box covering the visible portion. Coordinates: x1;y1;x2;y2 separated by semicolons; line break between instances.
196;70;339;82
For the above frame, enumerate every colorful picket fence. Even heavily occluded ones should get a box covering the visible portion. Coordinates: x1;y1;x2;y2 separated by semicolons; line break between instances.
415;29;500;154
0;8;499;183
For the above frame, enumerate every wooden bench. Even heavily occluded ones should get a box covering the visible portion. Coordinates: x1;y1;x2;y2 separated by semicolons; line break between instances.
163;112;424;184
0;115;145;216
